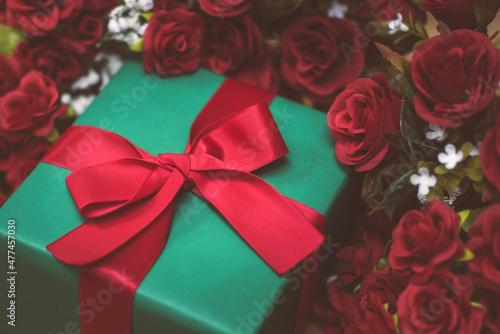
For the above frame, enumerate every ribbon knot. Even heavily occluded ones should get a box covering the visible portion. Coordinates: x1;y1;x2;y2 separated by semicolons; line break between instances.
155;153;193;189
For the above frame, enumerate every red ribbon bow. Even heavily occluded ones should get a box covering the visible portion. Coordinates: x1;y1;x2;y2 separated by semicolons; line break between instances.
42;79;325;334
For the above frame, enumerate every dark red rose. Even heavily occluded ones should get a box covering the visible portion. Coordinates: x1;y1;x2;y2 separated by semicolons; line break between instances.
480;115;500;192
15;36;83;90
0;136;14;170
421;0;499;31
0;0;6;22
477;289;500;333
56;0;82;21
412;30;500;127
82;0;118;17
202;16;264;75
0;71;67;142
5;137;51;190
232;58;280;94
359;267;408;314
0;191;6;207
61;13;104;53
336;227;385;284
154;0;187;11
280;16;365;104
143;9;203;75
327;73;402;171
365;208;398;238
397;273;484;334
6;0;82;36
465;205;500;291
355;294;397;334
358;0;420;22
314;280;363;333
198;0;251;18
0;55;20;97
389;201;464;284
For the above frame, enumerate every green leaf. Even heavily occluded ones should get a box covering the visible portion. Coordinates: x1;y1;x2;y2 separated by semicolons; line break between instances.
474;0;496;32
129;37;144;52
458;207;486;233
470;301;486;310
385;132;410;154
375;43;413;88
400;100;437;158
369;168;415;220
457;249;474;262
140;12;154;21
0;25;24;55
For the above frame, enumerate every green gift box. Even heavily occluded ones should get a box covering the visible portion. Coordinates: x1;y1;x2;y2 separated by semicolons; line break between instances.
0;61;357;334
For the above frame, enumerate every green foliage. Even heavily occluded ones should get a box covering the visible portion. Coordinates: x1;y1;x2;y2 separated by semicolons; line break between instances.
0;25;24;55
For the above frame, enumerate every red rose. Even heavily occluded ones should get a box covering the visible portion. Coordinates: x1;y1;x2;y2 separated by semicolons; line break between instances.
0;191;6;207
15;36;83;90
397;273;484;334
6;0;81;36
61;13;104;53
358;0;421;22
0;136;14;170
355;294;397;334
389;201;464;284
232;58;280;94
421;0;499;31
0;0;6;22
314;280;363;333
143;9;203;75
202;16;264;75
82;0;118;17
0;71;67;142
412;30;500;127
477;289;500;333
5;137;51;190
359;267;408;314
0;55;20;97
327;73;402;171
198;0;251;18
280;16;365;104
480;115;500;192
465;205;500;291
154;0;187;11
336;227;385;284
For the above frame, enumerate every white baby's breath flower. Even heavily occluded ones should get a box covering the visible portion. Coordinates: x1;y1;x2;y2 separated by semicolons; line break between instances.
410;167;437;196
327;1;348;18
438;144;464;170
71;70;100;91
426;123;448;142
388;13;409;35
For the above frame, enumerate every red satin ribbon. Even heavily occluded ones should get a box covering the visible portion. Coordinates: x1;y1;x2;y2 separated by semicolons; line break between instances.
42;78;325;334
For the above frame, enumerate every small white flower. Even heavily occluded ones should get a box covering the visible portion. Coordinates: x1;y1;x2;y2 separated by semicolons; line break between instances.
108;18;121;34
139;23;148;36
326;275;338;285
426;123;448;142
388;13;409;35
438;144;464;170
71;70;100;91
327;1;348;18
138;0;154;11
469;142;481;157
61;93;72;104
70;95;96;115
410;167;437;196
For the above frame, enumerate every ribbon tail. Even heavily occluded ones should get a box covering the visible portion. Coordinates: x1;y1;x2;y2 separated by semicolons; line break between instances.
47;169;187;265
191;171;325;275
80;205;174;334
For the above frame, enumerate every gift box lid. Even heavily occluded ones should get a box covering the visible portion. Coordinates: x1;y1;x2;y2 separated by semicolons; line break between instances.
0;61;349;334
